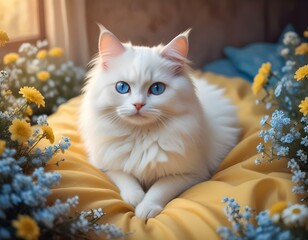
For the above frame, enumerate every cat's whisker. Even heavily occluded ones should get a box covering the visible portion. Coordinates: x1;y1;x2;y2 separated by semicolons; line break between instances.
100;111;122;125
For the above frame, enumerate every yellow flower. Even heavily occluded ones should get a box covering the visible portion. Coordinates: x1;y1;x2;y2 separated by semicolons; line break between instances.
48;47;63;57
304;30;308;38
251;62;272;95
294;65;308;81
258;62;271;77
12;215;40;240
299;97;308;116
295;43;308;55
252;73;267;95
5;89;12;96
3;52;19;65
41;125;55;144
25;106;33;116
19;87;45;108
36;49;47;59
270;201;289;216
0;30;9;47
9;119;32;143
36;71;50;82
0;140;6;156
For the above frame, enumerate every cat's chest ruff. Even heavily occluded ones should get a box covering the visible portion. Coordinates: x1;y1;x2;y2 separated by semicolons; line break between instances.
102;127;185;177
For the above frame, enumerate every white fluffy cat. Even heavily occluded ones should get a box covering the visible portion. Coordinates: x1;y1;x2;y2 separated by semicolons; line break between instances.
79;25;240;219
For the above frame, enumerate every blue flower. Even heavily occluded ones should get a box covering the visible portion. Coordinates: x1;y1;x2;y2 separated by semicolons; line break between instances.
33;167;61;188
277;146;289;157
291;170;306;183
32;158;42;166
0;195;12;209
264;133;273;143
242;212;252;220
297;150;307;163
256;211;273;227
70;214;90;234
32;128;40;137
45;146;54;156
274;84;282;97
260;115;269;126
300;136;308;146
288;158;299;169
33;208;56;228
301;117;308;128
98;224;124;240
245;223;256;238
290;127;301;139
280;133;294;143
16;156;27;165
1;184;12;194
59;136;71;152
256;143;265;153
292;185;305;194
222;197;229;203
277;230;292;240
10;194;21;205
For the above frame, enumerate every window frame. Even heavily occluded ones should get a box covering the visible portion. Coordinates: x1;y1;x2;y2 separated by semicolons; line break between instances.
1;0;45;54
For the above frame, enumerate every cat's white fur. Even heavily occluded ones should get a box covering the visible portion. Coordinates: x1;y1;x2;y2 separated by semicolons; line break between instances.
79;25;240;219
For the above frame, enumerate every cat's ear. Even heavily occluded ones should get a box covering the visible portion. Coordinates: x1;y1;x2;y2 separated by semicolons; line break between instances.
97;24;125;70
161;29;190;71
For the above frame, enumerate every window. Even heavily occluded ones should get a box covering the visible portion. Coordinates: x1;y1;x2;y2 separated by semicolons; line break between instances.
0;0;45;53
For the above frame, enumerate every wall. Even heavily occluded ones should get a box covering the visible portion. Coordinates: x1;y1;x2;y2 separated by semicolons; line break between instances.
86;0;307;68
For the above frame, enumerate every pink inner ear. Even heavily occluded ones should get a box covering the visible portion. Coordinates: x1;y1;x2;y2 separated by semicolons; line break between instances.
161;36;189;63
99;32;125;70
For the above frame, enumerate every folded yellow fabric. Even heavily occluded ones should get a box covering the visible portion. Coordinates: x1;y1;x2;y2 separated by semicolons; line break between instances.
46;72;299;240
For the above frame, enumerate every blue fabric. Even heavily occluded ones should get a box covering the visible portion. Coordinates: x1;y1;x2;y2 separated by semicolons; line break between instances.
203;59;250;81
203;25;294;82
224;43;285;80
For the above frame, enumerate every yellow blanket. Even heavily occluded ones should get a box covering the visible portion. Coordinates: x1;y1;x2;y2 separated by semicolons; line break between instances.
46;72;299;239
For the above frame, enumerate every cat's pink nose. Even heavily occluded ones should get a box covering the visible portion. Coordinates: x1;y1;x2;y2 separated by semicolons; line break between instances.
133;103;145;111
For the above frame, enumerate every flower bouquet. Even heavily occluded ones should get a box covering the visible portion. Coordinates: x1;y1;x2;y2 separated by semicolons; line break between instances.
0;31;124;239
2;39;85;117
218;29;308;239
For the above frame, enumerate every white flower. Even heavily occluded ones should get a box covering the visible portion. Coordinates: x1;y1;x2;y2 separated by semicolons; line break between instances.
283;31;300;46
15;57;26;66
18;42;38;56
18;43;31;53
280;48;289;57
48;80;56;88
65;76;71;83
26;62;40;74
67;60;74;67
42;85;49;93
36;39;48;48
282;204;308;228
47;64;56;72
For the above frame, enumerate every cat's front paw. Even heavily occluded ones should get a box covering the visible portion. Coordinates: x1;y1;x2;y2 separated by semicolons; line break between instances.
121;189;145;207
135;201;163;219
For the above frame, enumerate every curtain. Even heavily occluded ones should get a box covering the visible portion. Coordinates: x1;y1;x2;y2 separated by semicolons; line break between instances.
44;0;89;67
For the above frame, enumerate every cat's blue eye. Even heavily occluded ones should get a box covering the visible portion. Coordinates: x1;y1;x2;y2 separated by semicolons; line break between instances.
149;82;166;95
115;81;130;94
